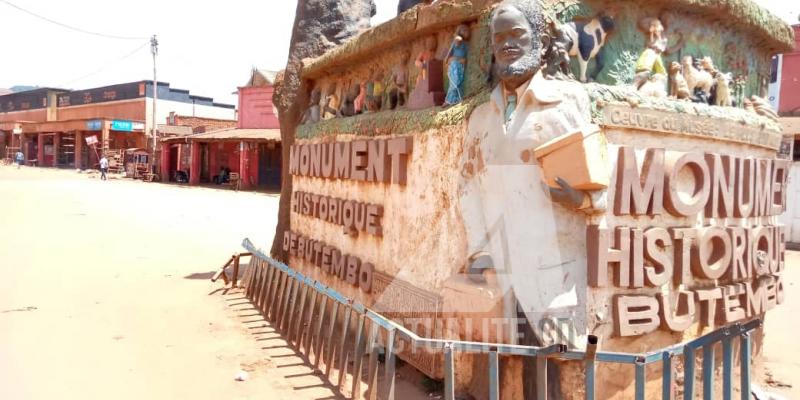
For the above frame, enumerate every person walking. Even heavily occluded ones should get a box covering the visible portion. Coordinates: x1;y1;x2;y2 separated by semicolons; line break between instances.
99;155;109;181
15;150;24;169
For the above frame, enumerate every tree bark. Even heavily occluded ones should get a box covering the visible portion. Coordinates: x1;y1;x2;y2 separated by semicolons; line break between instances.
270;0;376;260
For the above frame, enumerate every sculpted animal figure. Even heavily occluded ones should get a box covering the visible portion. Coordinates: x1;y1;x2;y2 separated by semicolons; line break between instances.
543;21;576;80
713;72;732;107
563;14;615;82
682;56;713;98
638;73;668;98
745;96;779;121
668;61;691;100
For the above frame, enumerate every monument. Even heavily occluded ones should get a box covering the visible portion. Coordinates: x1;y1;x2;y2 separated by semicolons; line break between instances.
276;0;795;398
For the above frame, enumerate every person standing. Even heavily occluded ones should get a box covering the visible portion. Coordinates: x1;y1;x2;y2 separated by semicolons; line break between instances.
15;150;24;169
99;155;109;181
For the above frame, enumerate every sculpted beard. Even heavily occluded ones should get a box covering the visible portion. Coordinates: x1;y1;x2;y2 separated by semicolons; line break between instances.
497;42;542;81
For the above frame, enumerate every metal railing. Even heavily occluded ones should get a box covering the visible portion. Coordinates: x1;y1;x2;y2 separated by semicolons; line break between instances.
238;238;761;400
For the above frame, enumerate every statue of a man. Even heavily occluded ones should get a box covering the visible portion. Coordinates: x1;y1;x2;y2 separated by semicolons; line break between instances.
459;0;601;350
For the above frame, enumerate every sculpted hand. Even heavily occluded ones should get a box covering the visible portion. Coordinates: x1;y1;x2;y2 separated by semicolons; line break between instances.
549;177;588;210
467;253;494;283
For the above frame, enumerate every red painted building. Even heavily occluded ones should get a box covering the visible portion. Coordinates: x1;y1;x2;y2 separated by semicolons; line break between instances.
0;82;234;169
161;69;282;191
777;25;800;116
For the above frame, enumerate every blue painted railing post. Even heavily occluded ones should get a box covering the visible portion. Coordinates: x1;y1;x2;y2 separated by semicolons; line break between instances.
741;333;752;400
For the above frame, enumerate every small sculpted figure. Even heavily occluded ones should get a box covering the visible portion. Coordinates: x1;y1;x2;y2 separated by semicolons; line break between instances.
339;82;360;117
745;95;779;121
408;35;445;109
634;16;684;89
563;13;615;82
415;36;438;85
543;21;576;80
682;56;713;99
366;71;385;112
354;81;367;113
668;61;691;100
700;57;717;75
444;24;471;105
389;50;411;109
638;73;668;98
732;75;747;108
301;89;321;124
713;72;733;107
322;91;340;120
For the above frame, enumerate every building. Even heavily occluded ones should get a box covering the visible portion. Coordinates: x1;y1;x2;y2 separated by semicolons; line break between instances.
160;69;281;191
777;24;800;243
0;81;235;169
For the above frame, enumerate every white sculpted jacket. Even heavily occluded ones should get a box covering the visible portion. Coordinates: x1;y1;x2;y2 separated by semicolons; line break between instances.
459;70;598;347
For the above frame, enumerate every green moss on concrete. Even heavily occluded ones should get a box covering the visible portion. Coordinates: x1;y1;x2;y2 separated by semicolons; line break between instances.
296;90;490;140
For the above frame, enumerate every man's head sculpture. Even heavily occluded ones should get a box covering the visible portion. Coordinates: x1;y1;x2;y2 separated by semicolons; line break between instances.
490;0;547;90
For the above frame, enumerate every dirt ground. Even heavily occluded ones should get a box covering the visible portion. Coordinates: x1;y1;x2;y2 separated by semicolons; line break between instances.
0;165;797;399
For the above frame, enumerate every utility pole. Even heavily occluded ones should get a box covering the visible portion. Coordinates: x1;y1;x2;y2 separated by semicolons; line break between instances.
150;34;159;160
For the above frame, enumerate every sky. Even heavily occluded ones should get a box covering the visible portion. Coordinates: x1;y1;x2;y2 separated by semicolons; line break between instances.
0;0;797;106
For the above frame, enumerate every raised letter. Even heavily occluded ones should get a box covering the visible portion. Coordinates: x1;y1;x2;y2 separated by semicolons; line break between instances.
705;154;735;218
664;152;711;217
644;228;673;287
613;147;665;216
691;226;732;280
615;295;660;337
587;226;631;288
387;137;413;185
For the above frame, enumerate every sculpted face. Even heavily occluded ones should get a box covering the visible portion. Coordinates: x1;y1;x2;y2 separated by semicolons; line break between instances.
491;4;541;89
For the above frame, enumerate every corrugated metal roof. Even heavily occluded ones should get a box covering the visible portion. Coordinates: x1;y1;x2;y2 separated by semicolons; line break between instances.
157;124;194;136
163;127;281;143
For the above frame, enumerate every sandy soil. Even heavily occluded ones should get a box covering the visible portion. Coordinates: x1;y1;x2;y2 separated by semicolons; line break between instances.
0;166;342;399
0;165;797;399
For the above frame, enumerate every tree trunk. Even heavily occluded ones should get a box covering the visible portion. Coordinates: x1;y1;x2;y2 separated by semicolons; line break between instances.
270;0;376;260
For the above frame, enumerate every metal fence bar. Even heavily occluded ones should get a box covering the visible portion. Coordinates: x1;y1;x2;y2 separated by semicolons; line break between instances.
337;306;353;390
536;354;548;400
444;343;455;400
684;346;696;400
489;350;500;400
256;264;270;313
250;262;263;305
385;328;397;400
274;272;289;325
261;262;276;318
703;345;715;400
286;279;302;335
281;278;298;333
293;283;309;344
585;336;598;400
238;242;764;400
309;294;326;369
365;324;380;400
243;258;257;298
351;314;367;399
722;338;733;400
321;300;339;372
300;288;320;354
741;333;752;400
635;359;646;400
662;352;673;400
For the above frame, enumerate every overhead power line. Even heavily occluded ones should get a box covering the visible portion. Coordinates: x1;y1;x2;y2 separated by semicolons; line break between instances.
0;0;148;40
61;41;150;87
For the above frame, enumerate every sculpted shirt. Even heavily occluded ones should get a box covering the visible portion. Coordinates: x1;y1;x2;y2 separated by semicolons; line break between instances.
459;70;595;347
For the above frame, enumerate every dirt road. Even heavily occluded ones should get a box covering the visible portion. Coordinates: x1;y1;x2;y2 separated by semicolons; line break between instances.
0;166;797;399
0;166;346;399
